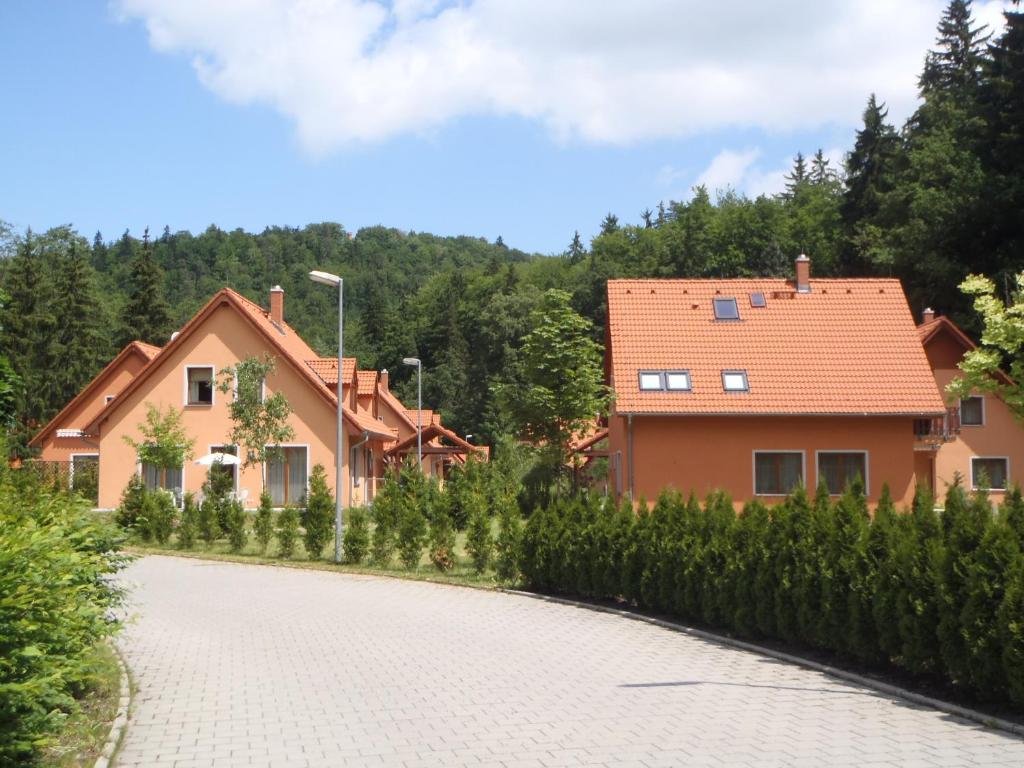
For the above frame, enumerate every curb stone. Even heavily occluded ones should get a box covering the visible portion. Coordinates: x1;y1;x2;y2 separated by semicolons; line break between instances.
504;589;1024;741
94;641;132;768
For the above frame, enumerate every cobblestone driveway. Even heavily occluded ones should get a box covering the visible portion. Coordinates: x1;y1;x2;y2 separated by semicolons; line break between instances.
115;556;1024;767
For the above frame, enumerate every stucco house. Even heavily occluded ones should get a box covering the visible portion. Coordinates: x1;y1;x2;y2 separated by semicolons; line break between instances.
31;286;478;509
916;309;1023;502
604;256;947;508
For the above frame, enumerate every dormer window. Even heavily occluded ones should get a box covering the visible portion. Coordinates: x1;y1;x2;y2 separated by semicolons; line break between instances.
713;297;740;320
639;371;664;391
722;370;749;392
185;366;215;406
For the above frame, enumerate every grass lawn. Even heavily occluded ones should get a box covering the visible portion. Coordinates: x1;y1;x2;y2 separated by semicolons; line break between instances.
40;641;122;768
123;516;513;590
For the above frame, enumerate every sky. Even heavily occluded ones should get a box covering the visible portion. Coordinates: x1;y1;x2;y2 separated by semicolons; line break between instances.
0;1;1013;255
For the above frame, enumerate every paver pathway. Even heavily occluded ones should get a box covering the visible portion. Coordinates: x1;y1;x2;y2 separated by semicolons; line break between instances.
115;555;1024;767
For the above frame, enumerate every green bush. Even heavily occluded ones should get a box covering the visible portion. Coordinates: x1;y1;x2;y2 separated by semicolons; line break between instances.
396;501;427;571
254;492;274;554
225;499;247;553
150;490;177;545
302;465;334;560
343;506;370;564
1000;561;1024;706
0;475;127;765
115;474;147;530
276;506;299;559
465;491;493;574
177;493;198;550
494;499;523;582
369;473;401;566
198;496;217;547
427;508;457;572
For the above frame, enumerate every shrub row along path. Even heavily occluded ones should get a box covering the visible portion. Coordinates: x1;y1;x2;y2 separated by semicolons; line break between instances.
115;555;1024;768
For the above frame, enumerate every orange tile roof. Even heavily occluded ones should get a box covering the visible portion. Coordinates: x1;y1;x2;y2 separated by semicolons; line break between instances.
608;278;944;416
918;315;1015;387
356;370;377;395
305;357;357;387
133;341;162;359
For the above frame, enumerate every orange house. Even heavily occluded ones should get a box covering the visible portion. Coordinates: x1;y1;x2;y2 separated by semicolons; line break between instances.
916;310;1024;502
32;286;476;509
605;256;946;509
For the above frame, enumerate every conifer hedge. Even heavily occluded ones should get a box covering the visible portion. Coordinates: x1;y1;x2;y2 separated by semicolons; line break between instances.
520;481;1024;707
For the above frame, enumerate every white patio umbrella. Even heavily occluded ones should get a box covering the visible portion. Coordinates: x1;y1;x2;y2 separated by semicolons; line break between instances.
194;451;241;466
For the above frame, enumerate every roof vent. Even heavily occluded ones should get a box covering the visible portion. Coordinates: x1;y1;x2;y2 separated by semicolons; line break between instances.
922;307;935;323
170;331;180;342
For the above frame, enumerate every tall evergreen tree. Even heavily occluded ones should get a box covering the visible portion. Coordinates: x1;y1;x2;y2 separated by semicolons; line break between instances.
48;242;108;411
600;213;620;235
119;228;172;347
919;0;991;100
783;152;809;197
566;230;586;263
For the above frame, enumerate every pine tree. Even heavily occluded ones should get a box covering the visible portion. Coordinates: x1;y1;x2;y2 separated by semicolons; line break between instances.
919;0;991;101
566;230;585;263
119;227;172;347
783;152;809;197
48;242;108;412
599;213;619;235
809;149;838;186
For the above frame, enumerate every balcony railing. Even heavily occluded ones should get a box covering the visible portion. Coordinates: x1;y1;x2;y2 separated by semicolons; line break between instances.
914;406;961;445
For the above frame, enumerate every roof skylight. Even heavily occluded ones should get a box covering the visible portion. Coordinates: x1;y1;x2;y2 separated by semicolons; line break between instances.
749;292;766;308
722;370;749;392
665;371;691;391
638;371;663;391
713;297;740;320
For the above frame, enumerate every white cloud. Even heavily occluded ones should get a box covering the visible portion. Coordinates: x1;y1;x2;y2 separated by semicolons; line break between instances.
696;149;761;194
114;0;1013;153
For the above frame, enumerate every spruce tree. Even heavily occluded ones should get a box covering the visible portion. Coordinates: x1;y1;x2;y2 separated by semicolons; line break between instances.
48;242;108;411
783;152;809;197
119;228;172;347
919;0;991;101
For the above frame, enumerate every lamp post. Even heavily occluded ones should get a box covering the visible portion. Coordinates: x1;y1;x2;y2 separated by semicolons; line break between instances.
402;357;422;470
309;270;344;564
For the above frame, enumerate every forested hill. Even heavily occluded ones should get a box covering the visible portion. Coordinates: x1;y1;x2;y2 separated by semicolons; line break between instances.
1;0;1022;457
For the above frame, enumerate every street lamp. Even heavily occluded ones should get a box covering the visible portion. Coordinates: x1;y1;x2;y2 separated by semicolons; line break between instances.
402;357;422;470
309;270;344;564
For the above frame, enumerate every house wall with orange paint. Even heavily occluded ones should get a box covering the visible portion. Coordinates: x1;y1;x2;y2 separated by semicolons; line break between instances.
35;352;151;464
924;332;1024;502
608;406;921;508
94;304;349;509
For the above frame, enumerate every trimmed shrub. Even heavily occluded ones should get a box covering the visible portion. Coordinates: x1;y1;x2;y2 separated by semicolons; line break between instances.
396;501;427;571
151;491;177;545
494;498;523;582
225;499;247;553
465;490;493;574
253;492;273;555
343;506;370;564
115;474;147;530
302;464;334;560
198;496;217;547
369;472;402;566
276;506;299;559
177;492;198;550
427;508;457;572
1000;560;1024;706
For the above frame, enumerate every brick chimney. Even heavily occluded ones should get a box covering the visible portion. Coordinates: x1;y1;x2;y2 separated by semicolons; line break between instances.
795;254;811;293
269;285;284;326
379;368;389;390
922;307;935;323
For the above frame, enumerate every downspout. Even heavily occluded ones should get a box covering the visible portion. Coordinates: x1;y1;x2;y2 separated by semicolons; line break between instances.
349;430;371;505
627;414;634;502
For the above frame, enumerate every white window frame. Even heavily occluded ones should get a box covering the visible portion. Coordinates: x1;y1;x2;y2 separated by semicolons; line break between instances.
752;450;805;497
722;370;749;392
815;450;870;496
638;371;664;391
971;456;1009;491
665;370;692;392
264;443;310;507
184;365;216;407
960;396;985;427
231;373;266;403
69;452;99;489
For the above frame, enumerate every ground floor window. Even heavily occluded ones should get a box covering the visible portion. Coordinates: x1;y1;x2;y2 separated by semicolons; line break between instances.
817;451;867;495
208;444;238;490
267;446;307;506
754;452;803;495
70;454;99;503
972;457;1008;491
142;462;183;505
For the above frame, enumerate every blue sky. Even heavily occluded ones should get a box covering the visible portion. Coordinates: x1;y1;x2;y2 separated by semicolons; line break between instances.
0;1;1011;255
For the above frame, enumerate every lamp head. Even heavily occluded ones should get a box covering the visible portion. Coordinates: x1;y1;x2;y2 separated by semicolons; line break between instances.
402;357;421;366
309;270;342;287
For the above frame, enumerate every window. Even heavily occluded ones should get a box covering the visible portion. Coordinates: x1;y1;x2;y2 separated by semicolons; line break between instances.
754;452;803;495
713;297;740;320
960;396;984;426
722;370;749;392
209;444;238;491
638;371;663;391
972;457;1008;491
817;451;867;495
665;371;691;391
267;446;308;506
749;292;766;308
104;394;115;404
142;462;183;506
70;454;99;501
185;366;214;405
